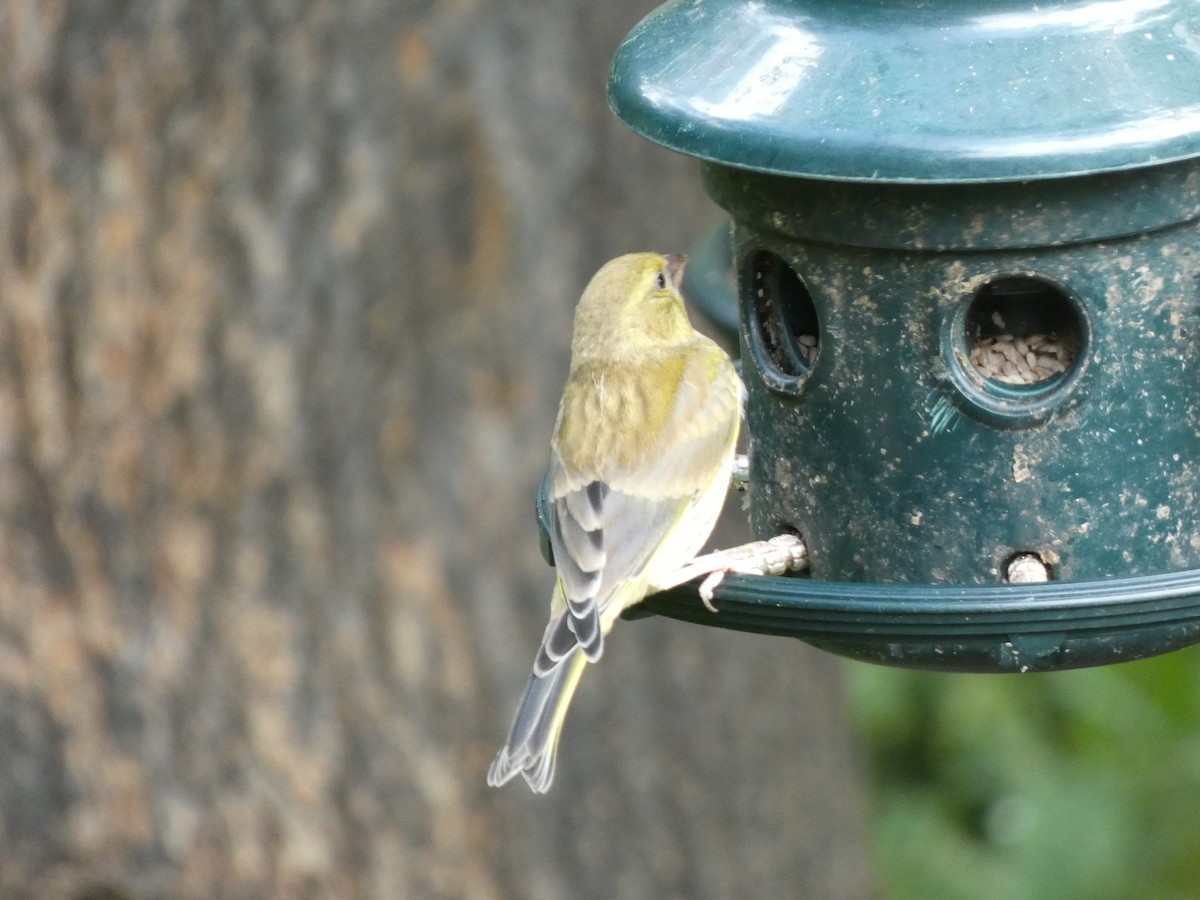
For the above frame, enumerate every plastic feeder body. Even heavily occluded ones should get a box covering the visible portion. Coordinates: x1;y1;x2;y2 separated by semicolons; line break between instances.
605;0;1200;671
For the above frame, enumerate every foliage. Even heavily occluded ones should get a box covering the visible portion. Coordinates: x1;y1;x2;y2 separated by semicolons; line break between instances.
849;650;1200;900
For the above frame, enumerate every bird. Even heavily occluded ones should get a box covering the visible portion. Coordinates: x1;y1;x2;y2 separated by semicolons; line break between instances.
487;251;745;793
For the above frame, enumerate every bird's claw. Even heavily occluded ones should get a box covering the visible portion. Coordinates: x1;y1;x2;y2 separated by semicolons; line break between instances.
698;571;725;611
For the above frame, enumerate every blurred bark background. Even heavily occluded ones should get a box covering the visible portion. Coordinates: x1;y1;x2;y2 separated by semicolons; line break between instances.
0;1;874;898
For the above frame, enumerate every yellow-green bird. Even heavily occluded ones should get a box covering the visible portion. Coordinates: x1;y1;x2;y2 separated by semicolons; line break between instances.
487;251;744;793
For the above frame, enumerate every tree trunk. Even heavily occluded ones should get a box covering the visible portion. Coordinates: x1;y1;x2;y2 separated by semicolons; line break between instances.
0;1;876;897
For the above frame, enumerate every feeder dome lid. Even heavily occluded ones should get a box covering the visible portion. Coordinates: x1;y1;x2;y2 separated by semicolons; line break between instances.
608;0;1200;183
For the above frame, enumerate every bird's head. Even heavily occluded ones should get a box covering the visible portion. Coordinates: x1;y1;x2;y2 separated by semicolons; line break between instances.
570;252;696;361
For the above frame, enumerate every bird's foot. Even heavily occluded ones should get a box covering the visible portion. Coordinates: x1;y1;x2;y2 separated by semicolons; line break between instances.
659;533;809;612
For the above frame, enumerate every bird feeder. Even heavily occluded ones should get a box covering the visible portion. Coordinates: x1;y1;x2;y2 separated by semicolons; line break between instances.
599;0;1200;672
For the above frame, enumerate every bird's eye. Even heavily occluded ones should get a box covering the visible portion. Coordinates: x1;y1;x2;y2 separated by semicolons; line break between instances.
654;271;667;290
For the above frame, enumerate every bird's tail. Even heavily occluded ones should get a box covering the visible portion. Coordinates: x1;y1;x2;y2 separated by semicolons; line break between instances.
487;648;588;793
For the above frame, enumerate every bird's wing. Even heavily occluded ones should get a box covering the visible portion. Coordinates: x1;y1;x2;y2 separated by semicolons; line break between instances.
534;348;742;676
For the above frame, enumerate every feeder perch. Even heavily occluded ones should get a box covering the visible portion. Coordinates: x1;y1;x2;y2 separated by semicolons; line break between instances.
589;0;1200;672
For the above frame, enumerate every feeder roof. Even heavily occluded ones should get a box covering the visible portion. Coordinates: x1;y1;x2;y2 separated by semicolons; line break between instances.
608;0;1200;183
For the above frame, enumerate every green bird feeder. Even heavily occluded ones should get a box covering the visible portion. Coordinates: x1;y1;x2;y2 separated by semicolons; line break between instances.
599;0;1200;672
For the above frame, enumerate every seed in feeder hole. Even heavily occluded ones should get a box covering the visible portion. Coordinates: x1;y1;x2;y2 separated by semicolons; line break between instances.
970;332;1076;385
1006;553;1050;583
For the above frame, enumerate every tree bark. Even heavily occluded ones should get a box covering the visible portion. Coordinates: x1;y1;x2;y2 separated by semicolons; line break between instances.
0;1;875;897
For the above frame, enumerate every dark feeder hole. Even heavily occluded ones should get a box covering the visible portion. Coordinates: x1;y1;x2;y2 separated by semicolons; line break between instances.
746;251;819;389
965;275;1082;390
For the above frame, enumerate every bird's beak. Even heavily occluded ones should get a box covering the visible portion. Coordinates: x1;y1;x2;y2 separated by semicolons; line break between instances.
664;253;687;291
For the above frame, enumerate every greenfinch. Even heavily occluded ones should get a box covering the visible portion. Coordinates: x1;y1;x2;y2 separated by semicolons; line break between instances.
487;252;744;793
